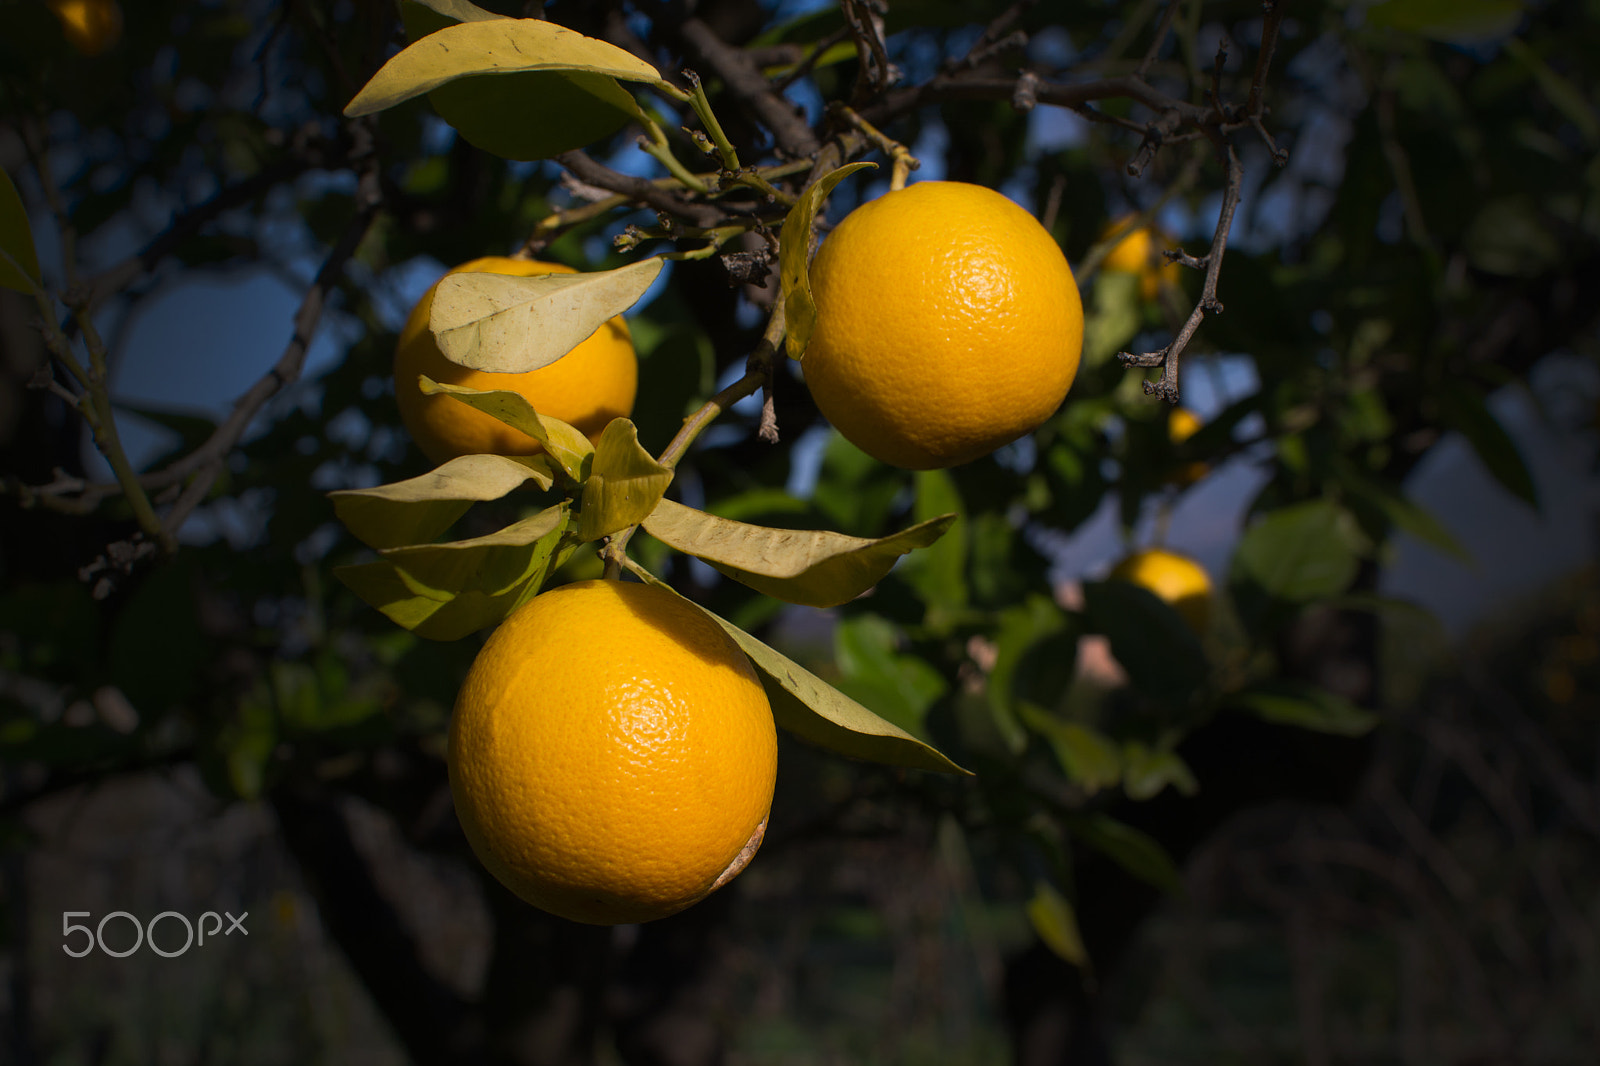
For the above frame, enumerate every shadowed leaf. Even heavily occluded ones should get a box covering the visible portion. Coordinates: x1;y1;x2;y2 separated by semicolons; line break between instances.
335;506;569;641
329;453;556;550
0;168;40;294
1229;681;1380;737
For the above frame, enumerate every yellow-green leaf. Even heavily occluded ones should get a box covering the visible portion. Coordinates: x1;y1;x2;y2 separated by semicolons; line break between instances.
0;168;41;295
402;0;501;27
328;452;556;550
1027;881;1091;968
1018;704;1122;794
641;496;955;608
630;569;970;774
345;18;666;117
429;257;662;372
779;161;876;360
577;419;673;542
417;376;594;483
335;505;569;641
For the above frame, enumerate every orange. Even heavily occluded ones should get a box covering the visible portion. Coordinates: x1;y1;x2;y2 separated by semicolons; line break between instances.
1108;548;1212;634
448;579;777;924
803;181;1083;470
1100;214;1182;301
50;0;122;56
1168;406;1208;487
394;256;637;464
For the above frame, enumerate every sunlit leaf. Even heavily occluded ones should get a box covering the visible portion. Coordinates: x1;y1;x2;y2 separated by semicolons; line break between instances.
779;161;876;360
329;453;556;550
630;570;970;774
0;167;41;294
417;376;594;483
401;0;501;27
641;496;955;608
429;257;662;372
345;17;665;116
577;419;672;542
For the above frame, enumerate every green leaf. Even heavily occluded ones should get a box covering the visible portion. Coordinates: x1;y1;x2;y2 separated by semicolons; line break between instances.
894;469;968;614
1463;198;1561;278
779;161;876;360
1026;881;1091;968
1229;681;1379;738
630;570;969;774
1334;458;1472;565
335;505;568;641
1439;380;1539;509
577;419;672;541
1366;0;1523;46
0;167;41;294
1233;500;1362;602
1082;270;1141;368
401;0;501;27
345;18;665;115
1121;741;1198;801
1068;814;1181;893
329;452;556;550
640;496;955;608
1018;705;1122;794
1504;37;1600;146
833;614;948;737
417;376;594;483
429;257;662;372
392;3;648;160
1080;580;1208;703
986;595;1072;755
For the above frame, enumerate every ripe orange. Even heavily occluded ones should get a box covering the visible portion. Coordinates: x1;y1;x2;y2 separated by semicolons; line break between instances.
1168;407;1208;487
394;256;637;464
1108;548;1212;634
448;579;777;924
803;181;1083;470
50;0;122;56
1101;214;1182;301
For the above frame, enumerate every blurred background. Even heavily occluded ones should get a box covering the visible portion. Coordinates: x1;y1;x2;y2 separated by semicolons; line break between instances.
3;0;1599;1063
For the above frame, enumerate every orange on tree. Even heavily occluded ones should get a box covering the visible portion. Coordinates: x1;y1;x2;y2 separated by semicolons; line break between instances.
1108;547;1212;635
448;579;777;925
50;0;122;57
1101;214;1182;302
394;256;637;464
1168;406;1209;487
802;180;1083;470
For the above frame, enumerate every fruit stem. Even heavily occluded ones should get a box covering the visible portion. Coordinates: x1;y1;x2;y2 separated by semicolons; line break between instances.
658;301;785;472
598;305;786;577
638;118;713;195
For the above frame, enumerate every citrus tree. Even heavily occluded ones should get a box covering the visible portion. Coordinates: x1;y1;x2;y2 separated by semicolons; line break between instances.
3;0;1597;1062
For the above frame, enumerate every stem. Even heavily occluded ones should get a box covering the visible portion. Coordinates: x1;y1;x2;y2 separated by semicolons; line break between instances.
831;105;920;190
683;69;742;171
639;116;713;194
598;304;786;577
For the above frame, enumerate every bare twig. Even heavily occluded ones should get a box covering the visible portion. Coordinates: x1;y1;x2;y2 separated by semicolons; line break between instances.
555;149;722;228
1116;135;1242;402
1137;0;1183;79
673;16;821;158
